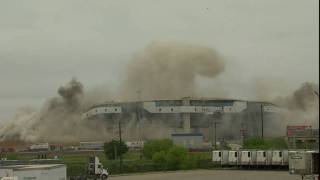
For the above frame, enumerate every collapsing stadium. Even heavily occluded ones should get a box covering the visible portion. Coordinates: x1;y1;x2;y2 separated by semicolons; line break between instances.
83;97;281;141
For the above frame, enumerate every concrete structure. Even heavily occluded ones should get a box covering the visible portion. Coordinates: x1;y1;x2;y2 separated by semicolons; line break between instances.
0;164;66;180
171;133;203;149
83;97;281;141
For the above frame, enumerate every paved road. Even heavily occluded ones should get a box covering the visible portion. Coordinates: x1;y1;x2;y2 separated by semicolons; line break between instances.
111;170;301;180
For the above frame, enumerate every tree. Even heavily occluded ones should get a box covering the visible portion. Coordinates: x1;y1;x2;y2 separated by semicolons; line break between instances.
104;140;128;160
142;139;174;159
243;137;288;149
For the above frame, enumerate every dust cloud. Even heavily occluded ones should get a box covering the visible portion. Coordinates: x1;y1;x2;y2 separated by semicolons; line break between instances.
0;42;318;143
0;42;225;143
274;82;319;129
119;41;225;100
0;79;112;143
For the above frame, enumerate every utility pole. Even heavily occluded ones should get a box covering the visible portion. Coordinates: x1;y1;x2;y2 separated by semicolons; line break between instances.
214;122;218;150
136;90;142;143
213;112;221;150
118;120;122;173
114;143;117;160
206;112;221;150
261;104;264;139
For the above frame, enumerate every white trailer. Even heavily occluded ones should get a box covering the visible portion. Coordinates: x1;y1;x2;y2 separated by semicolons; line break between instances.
228;151;239;165
212;150;228;165
221;150;229;165
240;150;257;165
0;164;66;180
212;151;222;165
256;150;272;165
272;150;288;165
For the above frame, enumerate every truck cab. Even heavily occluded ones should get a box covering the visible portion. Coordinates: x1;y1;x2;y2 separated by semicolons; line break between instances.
88;156;109;180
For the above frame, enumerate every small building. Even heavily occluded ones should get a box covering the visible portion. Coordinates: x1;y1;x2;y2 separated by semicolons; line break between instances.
287;125;319;149
29;143;50;152
79;141;104;150
171;133;203;150
0;147;15;153
125;141;144;150
0;164;66;180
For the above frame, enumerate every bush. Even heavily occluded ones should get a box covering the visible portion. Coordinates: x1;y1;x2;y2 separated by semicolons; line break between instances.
104;140;128;160
243;137;288;149
1;153;19;160
149;144;196;170
152;151;167;170
166;146;188;170
142;139;174;159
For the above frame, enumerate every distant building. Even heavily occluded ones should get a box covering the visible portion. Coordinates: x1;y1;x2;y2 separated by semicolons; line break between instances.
49;144;63;151
29;143;50;152
0;164;66;179
0;146;15;153
79;142;104;150
83;97;281;141
171;133;203;150
286;125;319;149
125;141;144;150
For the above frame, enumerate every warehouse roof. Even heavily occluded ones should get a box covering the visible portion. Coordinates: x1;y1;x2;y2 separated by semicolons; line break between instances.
0;164;65;171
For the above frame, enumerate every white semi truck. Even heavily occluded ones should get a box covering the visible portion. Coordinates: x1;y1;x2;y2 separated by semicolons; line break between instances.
69;156;109;180
87;156;109;180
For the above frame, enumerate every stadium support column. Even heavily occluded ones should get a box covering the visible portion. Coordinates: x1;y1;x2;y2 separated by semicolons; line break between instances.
182;97;191;133
183;113;191;133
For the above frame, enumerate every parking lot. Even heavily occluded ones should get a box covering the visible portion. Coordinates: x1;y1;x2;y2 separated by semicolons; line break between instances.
111;170;301;180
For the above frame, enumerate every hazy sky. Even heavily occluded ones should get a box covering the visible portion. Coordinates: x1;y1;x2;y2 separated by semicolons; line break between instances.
0;0;319;120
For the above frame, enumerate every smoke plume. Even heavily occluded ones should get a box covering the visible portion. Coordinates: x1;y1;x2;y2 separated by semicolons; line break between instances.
120;41;225;100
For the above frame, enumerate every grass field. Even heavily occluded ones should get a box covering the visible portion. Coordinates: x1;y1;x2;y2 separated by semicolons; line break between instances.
0;150;212;176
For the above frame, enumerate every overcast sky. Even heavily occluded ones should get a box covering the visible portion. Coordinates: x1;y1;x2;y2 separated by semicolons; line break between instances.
0;0;319;120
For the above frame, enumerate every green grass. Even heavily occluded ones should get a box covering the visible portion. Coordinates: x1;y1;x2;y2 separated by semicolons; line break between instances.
1;150;213;176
